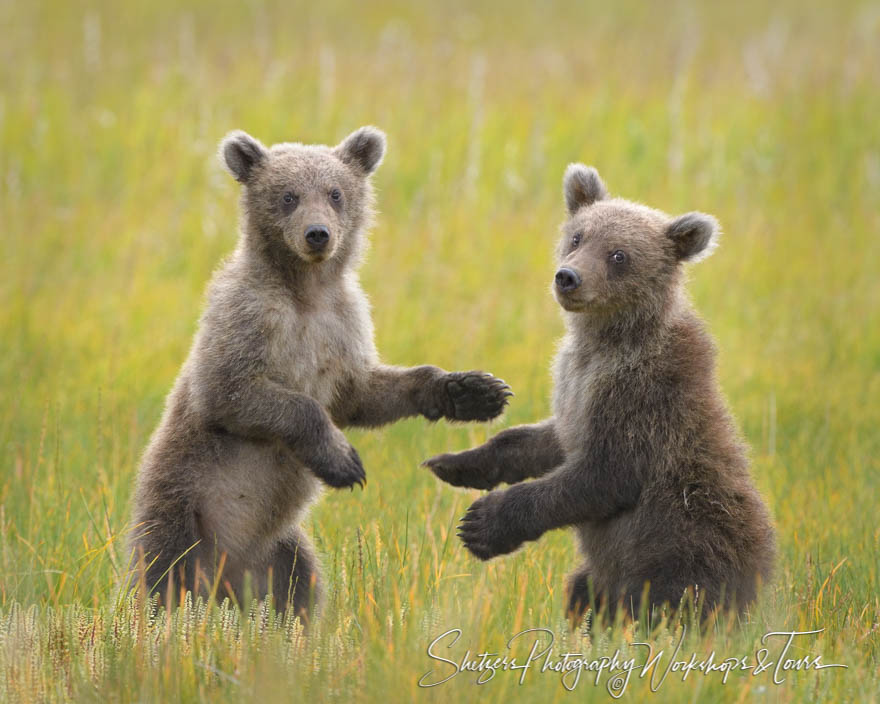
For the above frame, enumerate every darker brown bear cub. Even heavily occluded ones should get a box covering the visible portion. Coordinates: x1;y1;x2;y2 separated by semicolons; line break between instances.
128;127;511;618
426;165;775;622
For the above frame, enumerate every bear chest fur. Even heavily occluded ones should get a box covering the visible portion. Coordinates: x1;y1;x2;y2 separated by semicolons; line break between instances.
551;336;615;456
266;287;377;409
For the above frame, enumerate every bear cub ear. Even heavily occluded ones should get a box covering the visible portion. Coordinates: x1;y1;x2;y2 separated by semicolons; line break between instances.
220;131;267;184
666;212;721;262
336;126;387;175
563;164;607;215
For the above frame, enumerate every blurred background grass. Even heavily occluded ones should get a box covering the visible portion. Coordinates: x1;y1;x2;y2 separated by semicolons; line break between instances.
1;0;879;701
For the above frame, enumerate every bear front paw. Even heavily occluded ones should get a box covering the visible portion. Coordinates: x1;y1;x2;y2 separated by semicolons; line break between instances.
423;450;501;490
442;371;512;422
457;492;522;560
310;439;366;490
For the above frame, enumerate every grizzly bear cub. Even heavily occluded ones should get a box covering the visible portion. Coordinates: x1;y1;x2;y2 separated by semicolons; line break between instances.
426;165;775;621
128;127;511;617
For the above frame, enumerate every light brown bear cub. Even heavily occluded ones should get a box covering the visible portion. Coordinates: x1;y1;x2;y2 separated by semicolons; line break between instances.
427;165;775;621
129;127;511;616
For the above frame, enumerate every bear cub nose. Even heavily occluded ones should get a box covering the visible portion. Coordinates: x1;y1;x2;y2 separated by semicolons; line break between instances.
305;225;330;251
555;268;582;293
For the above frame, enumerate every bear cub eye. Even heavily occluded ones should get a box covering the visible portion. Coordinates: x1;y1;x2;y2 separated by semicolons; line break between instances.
571;232;582;248
282;191;298;208
329;188;343;204
611;250;627;264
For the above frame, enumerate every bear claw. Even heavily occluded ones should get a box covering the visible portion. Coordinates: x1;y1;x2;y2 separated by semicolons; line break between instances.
422;452;500;490
443;371;513;422
457;496;500;560
457;492;526;560
313;444;366;490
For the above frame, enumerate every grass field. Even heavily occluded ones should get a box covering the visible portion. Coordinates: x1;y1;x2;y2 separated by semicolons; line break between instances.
1;0;879;701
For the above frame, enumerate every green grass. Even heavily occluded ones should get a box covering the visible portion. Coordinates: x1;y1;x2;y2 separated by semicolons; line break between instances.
1;0;879;701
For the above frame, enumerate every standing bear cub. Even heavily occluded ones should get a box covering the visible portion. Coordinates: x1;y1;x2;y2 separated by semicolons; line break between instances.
129;127;511;616
426;165;775;621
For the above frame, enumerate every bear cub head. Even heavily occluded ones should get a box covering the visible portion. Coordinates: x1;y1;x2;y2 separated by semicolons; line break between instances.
554;164;721;319
220;126;386;265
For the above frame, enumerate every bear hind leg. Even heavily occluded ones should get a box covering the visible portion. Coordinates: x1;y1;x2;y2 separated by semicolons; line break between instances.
566;564;596;630
129;509;205;606
267;528;322;621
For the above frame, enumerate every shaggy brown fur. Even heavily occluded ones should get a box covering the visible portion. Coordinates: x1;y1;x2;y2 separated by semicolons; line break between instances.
128;127;511;617
426;165;775;622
